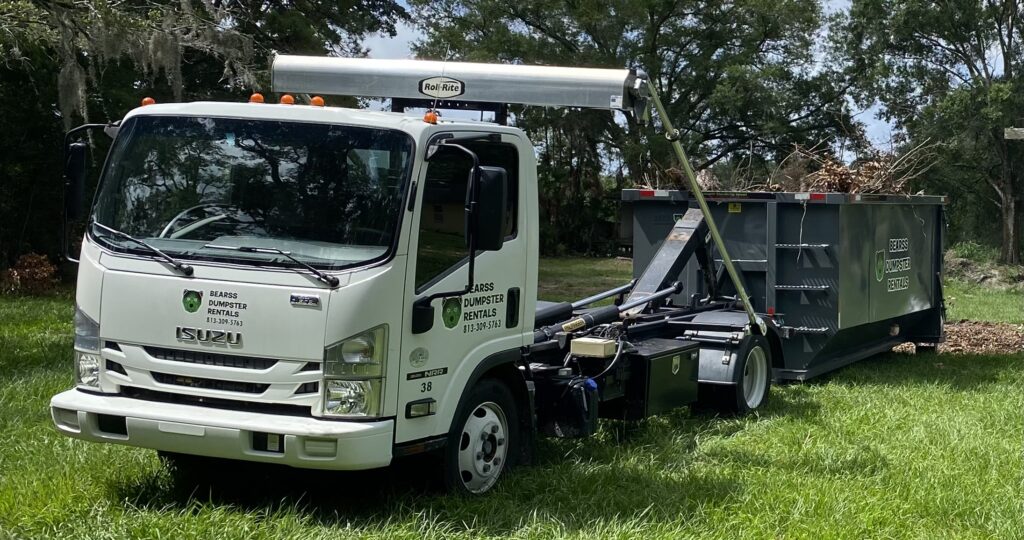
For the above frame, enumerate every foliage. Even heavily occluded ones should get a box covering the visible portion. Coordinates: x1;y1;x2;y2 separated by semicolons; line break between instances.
409;0;862;254
0;252;58;294
949;241;1001;264
0;0;408;123
0;0;407;268
832;0;1024;262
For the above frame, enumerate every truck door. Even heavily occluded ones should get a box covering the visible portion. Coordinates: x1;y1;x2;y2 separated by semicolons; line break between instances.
396;133;528;444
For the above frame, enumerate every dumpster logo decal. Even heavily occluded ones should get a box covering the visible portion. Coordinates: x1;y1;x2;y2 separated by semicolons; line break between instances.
876;238;912;292
442;297;462;329
182;290;203;313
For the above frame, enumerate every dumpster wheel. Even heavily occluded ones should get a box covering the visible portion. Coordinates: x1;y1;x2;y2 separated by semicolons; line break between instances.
697;335;772;414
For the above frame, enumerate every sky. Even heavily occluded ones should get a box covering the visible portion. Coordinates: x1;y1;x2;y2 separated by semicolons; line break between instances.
359;11;897;148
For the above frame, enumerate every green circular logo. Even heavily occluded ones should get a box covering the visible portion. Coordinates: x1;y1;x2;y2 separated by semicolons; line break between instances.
442;297;462;329
182;290;203;313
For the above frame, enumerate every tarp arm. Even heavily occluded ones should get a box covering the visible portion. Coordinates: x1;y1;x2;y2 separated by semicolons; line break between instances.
643;80;765;335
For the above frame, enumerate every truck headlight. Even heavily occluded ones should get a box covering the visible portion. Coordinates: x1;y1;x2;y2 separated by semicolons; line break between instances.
324;325;387;378
73;306;101;389
322;325;387;418
324;379;383;417
74;305;100;352
75;351;101;388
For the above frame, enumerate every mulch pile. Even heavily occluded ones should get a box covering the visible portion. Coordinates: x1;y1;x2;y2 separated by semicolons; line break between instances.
893;320;1024;355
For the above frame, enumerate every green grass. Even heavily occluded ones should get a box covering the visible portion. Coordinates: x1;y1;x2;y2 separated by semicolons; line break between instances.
1;266;1022;539
945;280;1024;324
538;257;633;303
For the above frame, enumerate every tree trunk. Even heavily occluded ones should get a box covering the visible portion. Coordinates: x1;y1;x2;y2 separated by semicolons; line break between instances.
1001;195;1020;264
993;137;1021;264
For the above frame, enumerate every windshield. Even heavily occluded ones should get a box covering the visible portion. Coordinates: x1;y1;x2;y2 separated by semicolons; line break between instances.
91;115;414;270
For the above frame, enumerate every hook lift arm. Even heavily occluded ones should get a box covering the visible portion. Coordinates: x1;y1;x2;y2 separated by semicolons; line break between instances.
641;78;766;335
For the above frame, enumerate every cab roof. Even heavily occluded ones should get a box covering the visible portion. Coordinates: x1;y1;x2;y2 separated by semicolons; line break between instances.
120;101;525;140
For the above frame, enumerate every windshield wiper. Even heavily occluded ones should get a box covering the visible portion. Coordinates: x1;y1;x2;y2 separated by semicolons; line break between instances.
91;221;194;276
202;244;340;287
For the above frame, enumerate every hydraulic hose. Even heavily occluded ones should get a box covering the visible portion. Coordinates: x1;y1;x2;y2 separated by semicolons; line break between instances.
533;282;681;343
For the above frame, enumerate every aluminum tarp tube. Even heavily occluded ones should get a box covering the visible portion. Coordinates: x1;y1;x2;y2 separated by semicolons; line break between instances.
271;55;638;111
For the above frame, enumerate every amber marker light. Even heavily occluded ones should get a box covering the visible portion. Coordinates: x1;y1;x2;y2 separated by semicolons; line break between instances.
279;94;295;105
423;110;439;124
310;95;325;107
140;97;156;106
249;93;265;103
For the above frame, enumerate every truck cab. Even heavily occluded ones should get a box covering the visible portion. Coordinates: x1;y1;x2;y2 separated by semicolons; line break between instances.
52;97;543;493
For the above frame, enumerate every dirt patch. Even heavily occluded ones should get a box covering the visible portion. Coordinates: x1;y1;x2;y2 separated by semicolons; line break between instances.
893;320;1024;355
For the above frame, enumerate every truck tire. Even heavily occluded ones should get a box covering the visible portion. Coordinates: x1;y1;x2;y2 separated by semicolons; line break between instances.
443;377;519;495
698;335;772;414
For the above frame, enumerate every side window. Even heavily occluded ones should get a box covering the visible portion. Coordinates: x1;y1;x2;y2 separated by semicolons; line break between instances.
414;140;519;291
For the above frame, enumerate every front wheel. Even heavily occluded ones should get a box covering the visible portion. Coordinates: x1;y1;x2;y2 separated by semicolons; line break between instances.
443;378;519;495
697;334;772;414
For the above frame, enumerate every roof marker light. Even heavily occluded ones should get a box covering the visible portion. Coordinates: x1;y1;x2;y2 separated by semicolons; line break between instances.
249;93;265;103
310;96;325;107
140;97;156;106
279;94;295;105
423;110;439;124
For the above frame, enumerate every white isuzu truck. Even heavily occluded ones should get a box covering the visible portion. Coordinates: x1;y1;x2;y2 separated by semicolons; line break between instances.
50;56;945;495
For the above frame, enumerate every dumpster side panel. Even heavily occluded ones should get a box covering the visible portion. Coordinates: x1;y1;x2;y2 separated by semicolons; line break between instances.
631;200;689;281
714;201;769;312
838;204;872;329
774;203;840;370
868;204;936;322
623;190;944;380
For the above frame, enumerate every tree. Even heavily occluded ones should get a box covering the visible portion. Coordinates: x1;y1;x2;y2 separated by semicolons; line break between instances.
1;0;408;125
0;0;408;266
409;0;860;253
834;0;1024;263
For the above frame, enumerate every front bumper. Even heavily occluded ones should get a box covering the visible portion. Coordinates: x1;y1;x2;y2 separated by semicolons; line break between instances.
50;389;393;470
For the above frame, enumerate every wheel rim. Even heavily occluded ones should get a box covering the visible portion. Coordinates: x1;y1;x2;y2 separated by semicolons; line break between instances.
742;345;768;408
457;401;508;494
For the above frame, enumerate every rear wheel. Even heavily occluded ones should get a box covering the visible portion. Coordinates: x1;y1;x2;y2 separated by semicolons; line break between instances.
698;335;772;414
443;378;519;495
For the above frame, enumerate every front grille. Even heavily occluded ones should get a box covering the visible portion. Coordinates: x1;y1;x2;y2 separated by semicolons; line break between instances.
295;381;319;394
151;372;269;394
121;387;312;417
106;360;127;375
145;346;277;370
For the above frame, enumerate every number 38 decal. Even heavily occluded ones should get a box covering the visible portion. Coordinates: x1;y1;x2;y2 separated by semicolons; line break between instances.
420;381;432;392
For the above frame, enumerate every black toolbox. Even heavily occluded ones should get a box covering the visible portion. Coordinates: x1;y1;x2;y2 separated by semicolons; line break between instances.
602;338;700;420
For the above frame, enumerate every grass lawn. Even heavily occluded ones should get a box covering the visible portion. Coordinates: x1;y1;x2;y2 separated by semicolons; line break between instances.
945;280;1024;324
1;261;1021;539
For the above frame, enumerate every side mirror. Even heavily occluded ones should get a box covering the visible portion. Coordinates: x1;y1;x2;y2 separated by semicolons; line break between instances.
470;165;507;251
64;142;88;222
